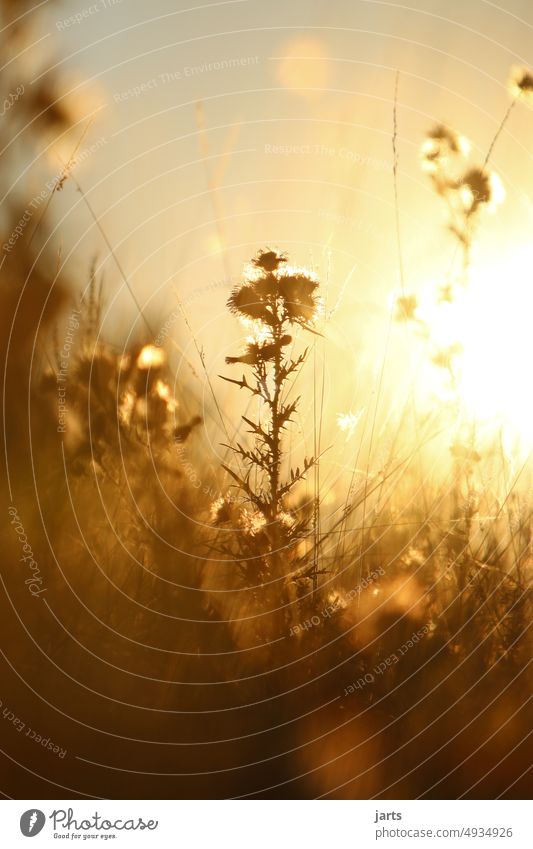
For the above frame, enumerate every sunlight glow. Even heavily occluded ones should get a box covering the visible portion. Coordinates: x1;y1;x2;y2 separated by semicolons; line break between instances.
336;410;363;439
419;245;533;451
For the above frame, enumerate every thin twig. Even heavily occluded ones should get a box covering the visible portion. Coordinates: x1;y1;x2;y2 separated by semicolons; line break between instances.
70;173;154;337
483;98;517;170
28;117;95;248
392;70;405;293
176;296;233;445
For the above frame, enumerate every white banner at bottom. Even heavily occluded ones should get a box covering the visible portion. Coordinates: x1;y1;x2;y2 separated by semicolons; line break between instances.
0;799;530;848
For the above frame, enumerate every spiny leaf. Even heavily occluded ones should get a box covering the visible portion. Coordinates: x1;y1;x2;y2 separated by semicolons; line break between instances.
218;372;264;398
279;349;308;383
221;463;267;511
279;398;300;428
218;372;249;390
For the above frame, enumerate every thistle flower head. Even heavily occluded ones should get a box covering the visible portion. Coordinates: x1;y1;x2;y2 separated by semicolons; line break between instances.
277;266;320;324
227;284;272;323
118;390;135;425
227;250;320;330
251;248;288;272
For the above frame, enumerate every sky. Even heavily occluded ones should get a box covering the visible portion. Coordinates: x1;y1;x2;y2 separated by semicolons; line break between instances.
39;0;533;305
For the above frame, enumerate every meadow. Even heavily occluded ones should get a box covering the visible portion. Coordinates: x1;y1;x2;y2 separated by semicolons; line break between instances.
0;0;531;799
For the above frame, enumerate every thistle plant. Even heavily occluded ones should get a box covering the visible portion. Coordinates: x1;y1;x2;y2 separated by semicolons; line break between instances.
218;249;322;622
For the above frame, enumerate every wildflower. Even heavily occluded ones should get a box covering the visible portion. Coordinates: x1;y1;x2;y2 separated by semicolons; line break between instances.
155;379;170;401
118;390;135;425
251;248;288;272
135;396;147;419
326;590;348;610
437;283;454;304
403;547;426;567
173;415;202;442
508;65;533;102
277;37;330;96
456;168;505;214
240;317;273;345
227;284;272;323
240;508;267;536
137;345;166;370
336;410;363;439
487;172;505;210
222;248;321;597
210;495;232;524
394;293;418;321
227;251;320;331
277;510;295;528
155;379;177;412
29;80;74;130
277;266;320;324
420;124;468;173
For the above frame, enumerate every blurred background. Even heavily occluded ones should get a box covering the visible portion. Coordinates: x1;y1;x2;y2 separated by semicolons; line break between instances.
0;0;532;801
